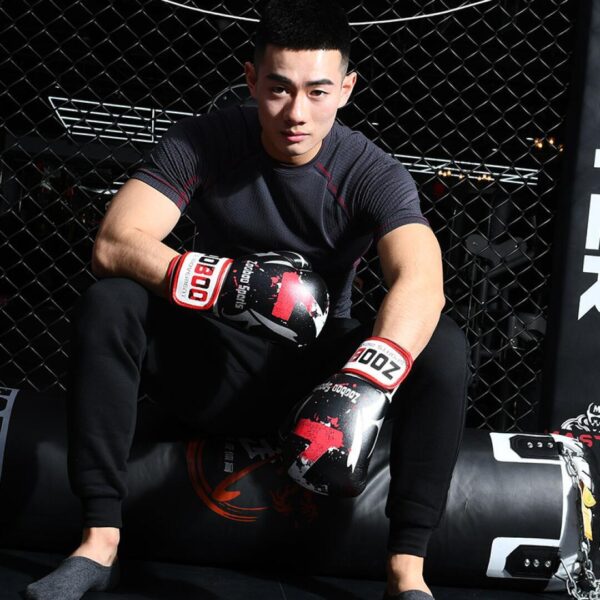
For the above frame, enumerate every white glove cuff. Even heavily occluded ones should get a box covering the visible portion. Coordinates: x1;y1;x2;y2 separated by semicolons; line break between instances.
341;336;413;391
169;252;232;310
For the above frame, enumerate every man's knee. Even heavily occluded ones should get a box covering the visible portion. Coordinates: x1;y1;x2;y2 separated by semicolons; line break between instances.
77;278;148;318
412;314;471;391
73;278;153;341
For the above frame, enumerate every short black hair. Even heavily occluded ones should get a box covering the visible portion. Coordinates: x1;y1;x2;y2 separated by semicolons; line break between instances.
254;0;351;72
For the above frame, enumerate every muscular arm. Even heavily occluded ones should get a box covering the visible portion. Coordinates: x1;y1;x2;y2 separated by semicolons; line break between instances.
372;223;445;359
91;178;182;296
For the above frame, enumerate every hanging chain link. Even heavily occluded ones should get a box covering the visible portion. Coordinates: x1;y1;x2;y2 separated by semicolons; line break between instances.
559;447;600;600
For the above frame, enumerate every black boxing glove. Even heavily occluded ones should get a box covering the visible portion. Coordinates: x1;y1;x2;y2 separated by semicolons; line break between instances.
281;337;413;495
167;250;329;347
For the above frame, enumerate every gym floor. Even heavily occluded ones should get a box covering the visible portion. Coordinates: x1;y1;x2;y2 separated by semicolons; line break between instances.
0;549;569;600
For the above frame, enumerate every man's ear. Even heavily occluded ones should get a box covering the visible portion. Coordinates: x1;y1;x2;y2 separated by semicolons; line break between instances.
245;62;258;97
338;70;357;108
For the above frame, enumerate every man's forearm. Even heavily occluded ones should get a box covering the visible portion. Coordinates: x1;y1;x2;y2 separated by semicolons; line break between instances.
372;279;445;360
89;179;183;296
92;228;179;297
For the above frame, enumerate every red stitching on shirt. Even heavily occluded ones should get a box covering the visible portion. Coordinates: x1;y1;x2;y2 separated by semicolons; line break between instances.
315;162;331;180
137;169;198;210
315;162;349;216
182;175;200;203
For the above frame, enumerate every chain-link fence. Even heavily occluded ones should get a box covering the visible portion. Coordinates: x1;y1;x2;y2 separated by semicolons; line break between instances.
1;0;577;431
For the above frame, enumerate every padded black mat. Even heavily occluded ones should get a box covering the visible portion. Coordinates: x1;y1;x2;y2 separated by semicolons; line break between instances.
0;549;569;599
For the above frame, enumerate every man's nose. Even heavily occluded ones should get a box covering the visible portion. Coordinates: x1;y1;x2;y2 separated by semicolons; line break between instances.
285;94;307;124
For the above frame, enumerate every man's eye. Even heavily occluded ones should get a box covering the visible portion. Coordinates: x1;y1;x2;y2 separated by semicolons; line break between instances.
311;90;328;97
272;86;287;94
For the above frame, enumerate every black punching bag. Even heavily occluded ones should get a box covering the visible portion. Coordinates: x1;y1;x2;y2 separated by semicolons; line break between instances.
0;388;595;591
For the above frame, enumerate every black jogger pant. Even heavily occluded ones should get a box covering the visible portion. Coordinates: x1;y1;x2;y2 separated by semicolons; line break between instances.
67;277;469;557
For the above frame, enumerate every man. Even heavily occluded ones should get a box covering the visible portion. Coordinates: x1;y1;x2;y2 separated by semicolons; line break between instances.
26;1;468;599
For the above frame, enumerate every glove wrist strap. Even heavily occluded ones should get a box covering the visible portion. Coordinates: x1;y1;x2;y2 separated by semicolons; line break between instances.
342;336;413;391
169;251;232;310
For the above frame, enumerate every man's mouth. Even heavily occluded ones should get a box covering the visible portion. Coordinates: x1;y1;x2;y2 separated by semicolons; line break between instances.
282;131;308;143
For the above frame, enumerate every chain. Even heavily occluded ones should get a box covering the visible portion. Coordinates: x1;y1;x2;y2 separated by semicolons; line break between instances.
559;448;600;600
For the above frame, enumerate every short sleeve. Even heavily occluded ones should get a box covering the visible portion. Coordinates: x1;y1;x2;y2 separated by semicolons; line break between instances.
131;116;206;213
352;145;429;242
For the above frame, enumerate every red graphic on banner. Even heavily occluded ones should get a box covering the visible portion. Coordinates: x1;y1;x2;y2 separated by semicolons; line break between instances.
548;430;600;448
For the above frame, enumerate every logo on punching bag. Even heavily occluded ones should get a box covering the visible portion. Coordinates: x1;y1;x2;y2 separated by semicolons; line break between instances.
186;437;319;524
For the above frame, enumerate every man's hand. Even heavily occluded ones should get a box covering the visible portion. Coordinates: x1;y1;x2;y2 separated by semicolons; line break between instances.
168;250;329;347
280;337;412;495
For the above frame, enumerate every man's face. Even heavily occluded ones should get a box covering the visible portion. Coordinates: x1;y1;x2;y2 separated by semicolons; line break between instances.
245;45;356;166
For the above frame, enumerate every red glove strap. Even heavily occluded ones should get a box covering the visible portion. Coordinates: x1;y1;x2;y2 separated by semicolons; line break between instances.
169;252;233;310
342;336;413;391
166;254;181;295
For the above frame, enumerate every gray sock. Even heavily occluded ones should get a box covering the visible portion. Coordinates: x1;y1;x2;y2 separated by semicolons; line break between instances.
24;556;119;600
383;591;435;600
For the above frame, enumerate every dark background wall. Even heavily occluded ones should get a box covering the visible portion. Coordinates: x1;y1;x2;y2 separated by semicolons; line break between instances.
0;0;577;431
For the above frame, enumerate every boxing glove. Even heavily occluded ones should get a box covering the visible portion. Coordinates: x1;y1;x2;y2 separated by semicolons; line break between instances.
167;250;329;347
281;337;412;496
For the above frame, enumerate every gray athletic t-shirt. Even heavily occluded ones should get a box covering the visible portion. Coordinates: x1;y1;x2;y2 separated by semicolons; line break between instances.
132;105;427;317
